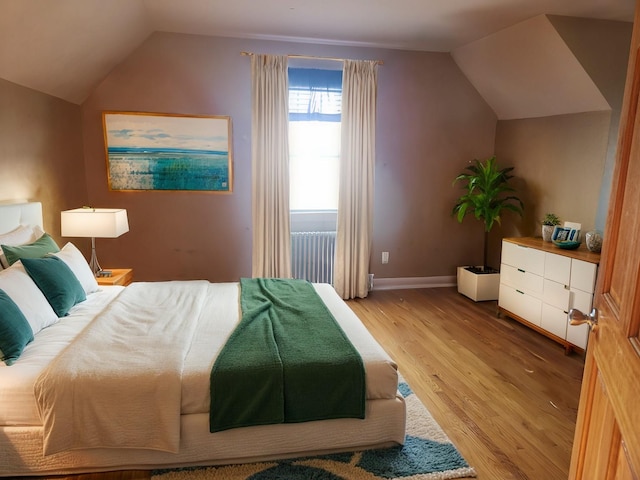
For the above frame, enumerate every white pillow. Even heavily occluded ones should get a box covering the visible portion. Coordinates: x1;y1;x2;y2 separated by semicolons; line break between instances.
52;243;99;294
0;261;59;335
0;224;45;268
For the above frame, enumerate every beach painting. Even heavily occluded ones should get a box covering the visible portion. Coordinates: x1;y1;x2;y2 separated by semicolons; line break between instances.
103;112;232;192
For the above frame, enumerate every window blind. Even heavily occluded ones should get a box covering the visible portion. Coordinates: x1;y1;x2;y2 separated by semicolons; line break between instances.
288;68;342;122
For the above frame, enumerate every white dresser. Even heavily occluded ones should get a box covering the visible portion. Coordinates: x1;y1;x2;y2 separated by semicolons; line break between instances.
498;237;600;353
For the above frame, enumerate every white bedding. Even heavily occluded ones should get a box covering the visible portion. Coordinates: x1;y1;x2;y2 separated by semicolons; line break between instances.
0;281;399;450
0;202;405;475
0;286;124;426
35;281;210;455
0;281;405;476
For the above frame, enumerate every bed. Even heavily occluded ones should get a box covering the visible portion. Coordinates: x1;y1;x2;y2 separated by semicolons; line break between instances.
0;202;406;476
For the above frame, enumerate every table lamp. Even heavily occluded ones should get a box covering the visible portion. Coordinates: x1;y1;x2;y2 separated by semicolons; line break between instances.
61;207;129;275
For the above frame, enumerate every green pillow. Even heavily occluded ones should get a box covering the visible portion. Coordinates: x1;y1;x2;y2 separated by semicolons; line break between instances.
2;233;60;266
0;289;34;365
21;256;86;317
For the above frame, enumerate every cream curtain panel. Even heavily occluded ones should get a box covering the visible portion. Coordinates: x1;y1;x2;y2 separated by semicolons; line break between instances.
334;60;378;299
250;54;292;278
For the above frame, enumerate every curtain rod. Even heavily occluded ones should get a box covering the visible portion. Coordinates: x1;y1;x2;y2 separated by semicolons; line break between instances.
240;51;383;65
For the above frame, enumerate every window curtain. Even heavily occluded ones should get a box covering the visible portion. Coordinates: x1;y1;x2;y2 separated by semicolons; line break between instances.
251;54;292;278
334;60;378;299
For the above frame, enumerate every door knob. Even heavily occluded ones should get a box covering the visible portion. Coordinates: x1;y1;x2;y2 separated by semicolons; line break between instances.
568;308;599;332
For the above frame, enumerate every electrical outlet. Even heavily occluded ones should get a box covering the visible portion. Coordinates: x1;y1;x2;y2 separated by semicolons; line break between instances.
382;251;389;264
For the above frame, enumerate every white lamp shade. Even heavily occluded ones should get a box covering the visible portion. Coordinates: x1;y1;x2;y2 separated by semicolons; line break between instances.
61;208;129;238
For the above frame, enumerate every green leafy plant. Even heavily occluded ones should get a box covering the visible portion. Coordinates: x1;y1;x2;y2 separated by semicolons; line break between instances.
542;213;560;226
452;155;524;269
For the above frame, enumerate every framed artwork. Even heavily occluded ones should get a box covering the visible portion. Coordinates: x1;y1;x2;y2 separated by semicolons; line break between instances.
102;112;233;192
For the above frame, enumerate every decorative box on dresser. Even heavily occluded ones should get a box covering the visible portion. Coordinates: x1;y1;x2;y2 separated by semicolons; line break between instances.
498;237;600;353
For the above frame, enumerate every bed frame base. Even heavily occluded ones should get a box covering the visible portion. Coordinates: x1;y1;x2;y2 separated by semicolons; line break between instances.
0;397;405;476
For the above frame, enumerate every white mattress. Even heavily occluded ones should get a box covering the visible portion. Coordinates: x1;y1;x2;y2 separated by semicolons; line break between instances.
0;282;398;427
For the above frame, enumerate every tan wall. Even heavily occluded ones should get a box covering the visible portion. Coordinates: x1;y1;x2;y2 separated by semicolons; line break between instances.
1;23;629;282
81;33;497;282
549;16;632;230
0;78;86;243
490;111;611;268
487;18;631;270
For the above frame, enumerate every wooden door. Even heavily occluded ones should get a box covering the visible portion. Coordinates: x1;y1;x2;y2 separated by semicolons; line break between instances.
569;2;640;479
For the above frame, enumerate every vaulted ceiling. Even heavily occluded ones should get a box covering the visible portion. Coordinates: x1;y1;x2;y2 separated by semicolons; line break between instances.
453;15;619;119
0;0;635;115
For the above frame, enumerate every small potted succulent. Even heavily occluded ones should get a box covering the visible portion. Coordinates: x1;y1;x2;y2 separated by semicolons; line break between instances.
541;213;560;242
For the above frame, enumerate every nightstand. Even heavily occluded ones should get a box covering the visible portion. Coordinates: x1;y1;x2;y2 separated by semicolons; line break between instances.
96;268;133;287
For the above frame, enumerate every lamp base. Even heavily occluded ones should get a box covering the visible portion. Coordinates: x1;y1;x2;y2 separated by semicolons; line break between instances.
89;237;102;276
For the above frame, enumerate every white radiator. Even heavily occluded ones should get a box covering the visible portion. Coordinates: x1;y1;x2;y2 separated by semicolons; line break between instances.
291;231;336;284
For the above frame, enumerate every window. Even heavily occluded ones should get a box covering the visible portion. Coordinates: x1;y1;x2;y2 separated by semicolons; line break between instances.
288;68;342;213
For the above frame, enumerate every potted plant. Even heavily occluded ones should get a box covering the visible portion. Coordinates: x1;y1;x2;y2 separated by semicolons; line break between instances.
452;155;524;301
541;213;560;241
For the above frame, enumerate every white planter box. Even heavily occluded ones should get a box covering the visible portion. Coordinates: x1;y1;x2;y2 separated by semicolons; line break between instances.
457;266;500;302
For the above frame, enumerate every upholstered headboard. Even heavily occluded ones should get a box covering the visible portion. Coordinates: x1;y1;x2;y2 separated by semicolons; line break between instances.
0;202;44;235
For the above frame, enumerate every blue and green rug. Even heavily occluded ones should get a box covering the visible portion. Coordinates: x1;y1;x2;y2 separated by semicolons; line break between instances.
152;380;476;480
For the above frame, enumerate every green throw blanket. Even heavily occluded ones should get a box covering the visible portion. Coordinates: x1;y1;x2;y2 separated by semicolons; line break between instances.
209;278;365;432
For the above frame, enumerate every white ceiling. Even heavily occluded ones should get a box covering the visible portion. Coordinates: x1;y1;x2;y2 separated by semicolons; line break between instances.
452;15;612;119
0;0;635;104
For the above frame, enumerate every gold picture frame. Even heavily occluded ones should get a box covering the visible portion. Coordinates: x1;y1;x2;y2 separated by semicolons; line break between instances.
102;111;233;192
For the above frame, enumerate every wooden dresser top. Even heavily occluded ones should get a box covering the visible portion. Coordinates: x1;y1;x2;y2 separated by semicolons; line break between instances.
503;236;601;264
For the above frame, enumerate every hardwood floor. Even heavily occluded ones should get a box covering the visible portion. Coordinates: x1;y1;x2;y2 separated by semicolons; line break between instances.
22;287;584;480
351;287;585;479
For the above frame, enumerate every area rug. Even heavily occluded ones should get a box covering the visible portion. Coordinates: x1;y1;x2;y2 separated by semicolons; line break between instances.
152;379;476;480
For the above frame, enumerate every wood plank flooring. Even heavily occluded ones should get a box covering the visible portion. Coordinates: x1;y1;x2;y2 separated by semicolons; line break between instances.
352;287;585;479
22;287;584;480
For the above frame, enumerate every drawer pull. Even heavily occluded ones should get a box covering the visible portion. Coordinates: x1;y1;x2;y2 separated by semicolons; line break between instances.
516;289;524;295
518;268;525;273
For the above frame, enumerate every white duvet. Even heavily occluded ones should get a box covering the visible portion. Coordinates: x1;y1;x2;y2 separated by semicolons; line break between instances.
2;281;399;457
0;286;124;426
34;281;210;455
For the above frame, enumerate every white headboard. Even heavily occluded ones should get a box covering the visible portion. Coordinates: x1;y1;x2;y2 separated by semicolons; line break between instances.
0;202;44;235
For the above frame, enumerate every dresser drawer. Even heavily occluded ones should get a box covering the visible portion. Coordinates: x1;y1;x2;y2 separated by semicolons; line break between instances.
499;283;542;327
501;241;545;275
564;285;592;349
571;287;593;313
500;264;543;296
570;259;598;294
566;319;589;349
544;252;571;285
543;278;570;310
541;303;569;339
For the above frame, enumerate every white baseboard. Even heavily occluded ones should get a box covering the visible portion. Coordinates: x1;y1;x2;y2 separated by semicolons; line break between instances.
372;275;456;291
